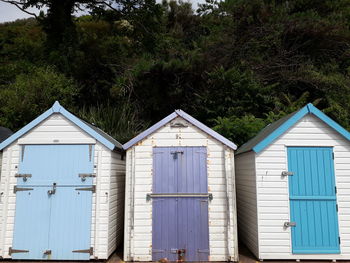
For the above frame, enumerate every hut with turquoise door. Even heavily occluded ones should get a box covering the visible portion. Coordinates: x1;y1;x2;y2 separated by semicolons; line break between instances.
123;110;239;262
0;101;125;260
235;103;350;261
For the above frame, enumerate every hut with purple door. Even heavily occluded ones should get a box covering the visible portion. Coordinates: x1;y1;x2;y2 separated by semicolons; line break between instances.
123;110;239;262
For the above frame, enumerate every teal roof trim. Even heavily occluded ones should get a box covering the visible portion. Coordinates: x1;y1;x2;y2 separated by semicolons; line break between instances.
0;101;120;151
251;103;350;154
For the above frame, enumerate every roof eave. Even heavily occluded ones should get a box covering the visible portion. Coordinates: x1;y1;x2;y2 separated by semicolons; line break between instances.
0;101;120;151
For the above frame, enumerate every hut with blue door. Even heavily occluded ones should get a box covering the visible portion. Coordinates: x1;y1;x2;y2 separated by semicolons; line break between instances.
235;103;350;261
0;101;125;260
123;110;239;262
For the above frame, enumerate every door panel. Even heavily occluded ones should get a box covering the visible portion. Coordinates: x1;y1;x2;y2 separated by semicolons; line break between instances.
12;187;51;260
177;198;209;261
13;144;94;260
49;187;92;260
288;147;340;254
17;145;94;186
152;198;178;261
152;147;209;261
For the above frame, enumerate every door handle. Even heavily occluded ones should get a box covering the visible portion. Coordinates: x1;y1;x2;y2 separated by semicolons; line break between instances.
284;221;296;227
48;183;57;195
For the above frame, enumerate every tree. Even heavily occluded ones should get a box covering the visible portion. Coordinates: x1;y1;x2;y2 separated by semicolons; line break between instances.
1;0;151;48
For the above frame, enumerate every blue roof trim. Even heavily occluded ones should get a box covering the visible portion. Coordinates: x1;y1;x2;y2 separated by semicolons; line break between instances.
0;108;54;150
252;103;350;153
122;112;178;149
307;103;350;141
123;110;237;150
57;105;116;150
0;101;118;151
175;110;237;150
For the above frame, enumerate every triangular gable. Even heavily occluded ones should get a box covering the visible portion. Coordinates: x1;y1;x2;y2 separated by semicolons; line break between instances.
237;103;350;155
123;109;237;150
0;101;122;151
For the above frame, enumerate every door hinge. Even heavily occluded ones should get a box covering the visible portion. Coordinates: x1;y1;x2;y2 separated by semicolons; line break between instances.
89;145;92;161
9;247;29;255
14;173;32;182
13;186;33;193
339;237;341;244
75;185;96;193
333;152;335;159
336;204;339;212
72;247;93;255
335;186;337;194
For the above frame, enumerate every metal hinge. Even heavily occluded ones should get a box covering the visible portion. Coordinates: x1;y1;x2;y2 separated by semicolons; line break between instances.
335;186;337;194
72;247;93;255
13;186;33;193
336;204;338;212
333;152;335;159
14;173;32;182
9;247;29;255
339;237;341;244
75;185;96;193
281;171;293;176
78;173;96;181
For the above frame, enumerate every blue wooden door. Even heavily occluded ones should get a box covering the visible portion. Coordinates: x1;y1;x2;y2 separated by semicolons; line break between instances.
13;145;93;260
17;145;94;186
152;147;209;261
287;147;340;254
12;187;51;259
49;187;92;260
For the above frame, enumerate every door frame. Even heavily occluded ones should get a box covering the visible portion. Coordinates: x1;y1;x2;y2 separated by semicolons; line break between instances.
285;146;340;254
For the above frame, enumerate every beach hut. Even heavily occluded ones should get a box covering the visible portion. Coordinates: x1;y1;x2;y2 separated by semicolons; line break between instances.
235;103;350;261
0;101;125;260
123;110;239;262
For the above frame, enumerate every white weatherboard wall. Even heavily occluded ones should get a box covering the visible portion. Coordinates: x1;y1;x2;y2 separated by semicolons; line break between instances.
124;116;238;262
0;114;125;259
235;151;259;257
235;114;350;260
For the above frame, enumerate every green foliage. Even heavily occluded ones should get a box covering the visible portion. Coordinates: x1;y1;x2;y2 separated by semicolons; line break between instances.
212;115;266;147
76;102;149;143
1;0;350;144
0;66;79;130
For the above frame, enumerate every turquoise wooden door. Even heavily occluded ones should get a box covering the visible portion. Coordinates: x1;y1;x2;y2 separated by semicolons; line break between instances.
287;147;340;254
12;145;93;260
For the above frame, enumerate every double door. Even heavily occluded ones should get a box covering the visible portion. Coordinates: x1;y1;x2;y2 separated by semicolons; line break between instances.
12;145;94;260
152;147;210;261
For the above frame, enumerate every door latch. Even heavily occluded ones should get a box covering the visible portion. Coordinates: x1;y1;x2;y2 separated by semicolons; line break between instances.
43;250;52;255
284;221;296;227
281;171;293;177
14;173;32;182
170;151;184;159
48;183;57;195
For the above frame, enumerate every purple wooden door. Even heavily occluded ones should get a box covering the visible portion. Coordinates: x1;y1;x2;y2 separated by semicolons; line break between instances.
152;147;209;261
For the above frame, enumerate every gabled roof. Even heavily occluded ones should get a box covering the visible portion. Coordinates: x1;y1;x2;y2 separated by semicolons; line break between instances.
0;101;122;151
123;109;237;150
236;103;350;155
